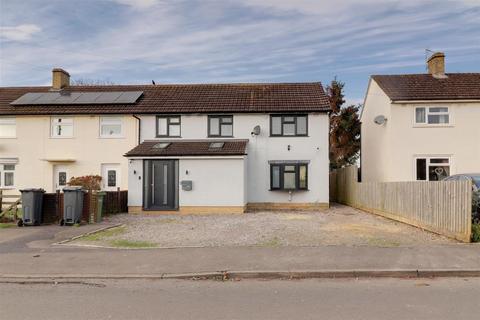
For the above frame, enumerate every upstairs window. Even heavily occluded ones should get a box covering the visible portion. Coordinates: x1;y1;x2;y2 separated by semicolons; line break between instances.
270;162;308;190
0;164;15;188
51;117;73;138
157;115;181;137
0;117;16;138
100;116;123;138
270;115;308;136
416;157;450;181
415;107;449;125
208;115;233;137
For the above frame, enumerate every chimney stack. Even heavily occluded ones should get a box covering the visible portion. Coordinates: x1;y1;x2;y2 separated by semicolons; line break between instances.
427;52;446;78
52;68;70;90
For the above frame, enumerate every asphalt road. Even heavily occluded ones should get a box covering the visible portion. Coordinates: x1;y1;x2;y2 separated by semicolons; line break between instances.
0;278;478;320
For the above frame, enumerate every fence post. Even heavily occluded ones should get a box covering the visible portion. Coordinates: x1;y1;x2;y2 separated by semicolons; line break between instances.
0;190;3;212
55;190;61;221
117;187;121;214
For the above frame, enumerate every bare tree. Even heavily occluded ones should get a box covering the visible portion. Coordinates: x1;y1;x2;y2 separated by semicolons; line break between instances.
71;78;115;86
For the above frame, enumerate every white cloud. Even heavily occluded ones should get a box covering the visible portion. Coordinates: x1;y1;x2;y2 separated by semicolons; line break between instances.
0;24;41;41
109;0;161;9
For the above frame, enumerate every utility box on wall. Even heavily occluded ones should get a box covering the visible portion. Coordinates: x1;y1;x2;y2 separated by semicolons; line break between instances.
181;180;193;191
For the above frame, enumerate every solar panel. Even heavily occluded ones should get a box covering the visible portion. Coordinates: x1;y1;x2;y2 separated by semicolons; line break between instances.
10;91;143;105
74;92;103;104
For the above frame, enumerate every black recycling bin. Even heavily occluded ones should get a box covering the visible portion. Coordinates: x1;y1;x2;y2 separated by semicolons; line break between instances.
19;188;45;227
61;186;85;226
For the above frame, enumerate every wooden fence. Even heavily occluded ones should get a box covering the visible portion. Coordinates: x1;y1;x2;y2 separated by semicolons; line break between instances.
103;189;128;215
330;166;473;242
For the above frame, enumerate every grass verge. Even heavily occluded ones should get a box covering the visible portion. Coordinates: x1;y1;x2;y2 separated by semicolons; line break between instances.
81;226;126;241
0;223;15;229
109;239;157;248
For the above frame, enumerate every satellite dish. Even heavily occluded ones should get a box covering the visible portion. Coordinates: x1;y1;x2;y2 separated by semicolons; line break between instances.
251;125;261;136
374;115;387;125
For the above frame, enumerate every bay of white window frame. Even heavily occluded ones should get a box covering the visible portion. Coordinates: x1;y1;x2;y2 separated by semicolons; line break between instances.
51;117;74;138
0;117;16;138
413;155;452;181
413;106;451;127
99;116;123;138
0;164;15;188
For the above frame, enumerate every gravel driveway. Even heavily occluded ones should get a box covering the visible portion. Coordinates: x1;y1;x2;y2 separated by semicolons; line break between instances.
71;204;454;248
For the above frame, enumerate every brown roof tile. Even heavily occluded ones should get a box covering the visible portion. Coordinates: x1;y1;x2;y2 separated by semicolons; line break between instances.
124;139;249;157
372;73;480;101
0;83;331;115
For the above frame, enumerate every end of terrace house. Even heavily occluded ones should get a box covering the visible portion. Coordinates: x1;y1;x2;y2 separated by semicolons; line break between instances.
0;68;332;214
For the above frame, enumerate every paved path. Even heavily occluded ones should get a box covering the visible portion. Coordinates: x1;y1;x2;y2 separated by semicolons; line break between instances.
1;278;479;319
1;245;480;277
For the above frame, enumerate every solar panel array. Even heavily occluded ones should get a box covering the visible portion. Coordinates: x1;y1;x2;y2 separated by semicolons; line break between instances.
10;91;143;105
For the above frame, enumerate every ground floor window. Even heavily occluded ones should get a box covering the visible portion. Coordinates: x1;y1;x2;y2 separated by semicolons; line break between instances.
0;164;15;188
270;162;308;190
415;157;450;181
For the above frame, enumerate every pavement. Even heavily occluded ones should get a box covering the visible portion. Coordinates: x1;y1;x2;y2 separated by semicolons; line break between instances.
1;278;480;320
1;218;480;280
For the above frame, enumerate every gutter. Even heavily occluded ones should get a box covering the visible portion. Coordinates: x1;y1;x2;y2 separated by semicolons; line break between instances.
132;115;141;145
392;99;480;104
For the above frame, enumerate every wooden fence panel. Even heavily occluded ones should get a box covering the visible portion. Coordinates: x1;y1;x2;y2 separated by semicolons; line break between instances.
332;165;472;242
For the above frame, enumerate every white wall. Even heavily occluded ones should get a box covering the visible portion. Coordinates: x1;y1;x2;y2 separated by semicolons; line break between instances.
0;115;138;194
137;113;330;205
127;157;246;207
179;158;245;206
361;78;480;182
360;79;392;182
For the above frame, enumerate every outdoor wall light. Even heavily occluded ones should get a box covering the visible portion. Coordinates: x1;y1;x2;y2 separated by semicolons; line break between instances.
185;170;189;175
133;170;137;175
288;145;291;151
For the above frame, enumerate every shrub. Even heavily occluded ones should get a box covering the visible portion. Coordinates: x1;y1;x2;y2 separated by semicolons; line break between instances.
472;224;480;243
68;175;102;191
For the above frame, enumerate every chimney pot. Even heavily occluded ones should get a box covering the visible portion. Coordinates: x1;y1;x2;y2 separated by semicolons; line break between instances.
52;68;70;90
427;52;446;78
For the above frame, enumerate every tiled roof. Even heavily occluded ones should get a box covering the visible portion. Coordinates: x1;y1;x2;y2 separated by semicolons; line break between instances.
124;139;249;157
372;73;480;101
0;83;331;115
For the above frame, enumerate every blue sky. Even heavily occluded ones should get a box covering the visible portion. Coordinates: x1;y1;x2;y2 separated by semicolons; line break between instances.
1;0;479;104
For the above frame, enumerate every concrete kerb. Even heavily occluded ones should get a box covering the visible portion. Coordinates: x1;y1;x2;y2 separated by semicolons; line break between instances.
2;269;480;283
53;223;124;245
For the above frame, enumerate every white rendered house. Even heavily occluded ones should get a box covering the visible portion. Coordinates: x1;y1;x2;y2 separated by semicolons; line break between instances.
361;52;480;182
125;83;331;213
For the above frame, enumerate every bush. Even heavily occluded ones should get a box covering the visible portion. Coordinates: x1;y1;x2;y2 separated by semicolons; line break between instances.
472;224;480;243
68;175;102;191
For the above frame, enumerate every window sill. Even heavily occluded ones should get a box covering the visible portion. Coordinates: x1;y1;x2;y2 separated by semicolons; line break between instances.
269;135;309;138
99;136;126;139
269;189;309;192
156;136;182;138
50;136;74;139
207;136;234;138
413;124;454;128
0;187;16;190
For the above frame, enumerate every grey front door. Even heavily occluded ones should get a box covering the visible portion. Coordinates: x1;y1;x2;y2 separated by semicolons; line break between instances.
144;160;177;210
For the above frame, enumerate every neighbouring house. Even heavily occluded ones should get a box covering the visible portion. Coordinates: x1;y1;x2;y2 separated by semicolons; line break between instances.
361;52;480;182
0;69;331;213
0;68;139;194
125;83;331;214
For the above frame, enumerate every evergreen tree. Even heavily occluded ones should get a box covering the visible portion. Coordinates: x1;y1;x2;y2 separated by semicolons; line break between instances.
326;79;361;170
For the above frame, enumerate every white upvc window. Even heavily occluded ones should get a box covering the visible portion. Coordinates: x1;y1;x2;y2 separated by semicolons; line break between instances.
0;164;15;188
100;116;123;138
414;107;450;125
415;156;451;181
51;117;74;138
0;117;16;138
